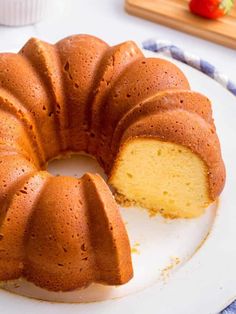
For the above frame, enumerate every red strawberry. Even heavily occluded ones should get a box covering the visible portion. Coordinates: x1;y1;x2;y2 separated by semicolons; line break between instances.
189;0;234;19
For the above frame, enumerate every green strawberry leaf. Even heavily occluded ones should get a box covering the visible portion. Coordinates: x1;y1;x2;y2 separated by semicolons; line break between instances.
219;0;235;14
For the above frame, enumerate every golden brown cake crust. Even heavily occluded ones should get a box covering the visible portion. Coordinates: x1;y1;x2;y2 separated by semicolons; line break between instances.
103;57;190;133
112;90;214;156
23;174;132;291
0;89;44;166
0;171;51;281
0;53;60;161
83;173;133;285
0;34;226;292
117;110;225;199
88;41;143;156
107;89;216;171
56;35;109;152
20;38;67;151
96;58;191;169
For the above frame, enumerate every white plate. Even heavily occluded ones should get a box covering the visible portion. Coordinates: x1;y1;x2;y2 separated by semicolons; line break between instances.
0;49;236;314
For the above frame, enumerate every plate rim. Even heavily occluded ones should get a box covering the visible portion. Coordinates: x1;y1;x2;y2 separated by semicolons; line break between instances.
0;48;235;314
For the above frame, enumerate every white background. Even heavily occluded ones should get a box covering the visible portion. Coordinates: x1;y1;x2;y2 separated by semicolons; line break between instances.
0;0;235;83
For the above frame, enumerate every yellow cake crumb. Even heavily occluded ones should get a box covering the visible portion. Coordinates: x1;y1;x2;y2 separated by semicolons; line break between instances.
160;256;181;282
131;242;141;254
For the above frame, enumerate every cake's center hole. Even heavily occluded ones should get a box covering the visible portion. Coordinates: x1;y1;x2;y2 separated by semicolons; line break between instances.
47;153;106;179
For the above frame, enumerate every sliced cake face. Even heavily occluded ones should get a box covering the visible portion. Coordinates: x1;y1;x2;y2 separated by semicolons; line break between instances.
20;38;67;152
109;110;225;218
109;138;210;218
56;35;109;152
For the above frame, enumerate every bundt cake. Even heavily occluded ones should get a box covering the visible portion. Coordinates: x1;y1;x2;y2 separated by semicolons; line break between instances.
0;34;225;292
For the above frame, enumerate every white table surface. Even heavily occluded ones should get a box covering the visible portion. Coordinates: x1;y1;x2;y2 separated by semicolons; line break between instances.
0;0;235;84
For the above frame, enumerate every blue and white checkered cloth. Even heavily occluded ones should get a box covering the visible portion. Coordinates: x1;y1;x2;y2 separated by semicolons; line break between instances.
221;302;236;314
142;39;236;97
142;38;236;314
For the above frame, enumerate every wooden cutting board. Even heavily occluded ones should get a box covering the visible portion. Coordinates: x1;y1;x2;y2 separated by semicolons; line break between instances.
125;0;236;49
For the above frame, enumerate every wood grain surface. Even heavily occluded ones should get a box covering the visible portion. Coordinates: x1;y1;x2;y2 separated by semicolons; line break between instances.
125;0;236;49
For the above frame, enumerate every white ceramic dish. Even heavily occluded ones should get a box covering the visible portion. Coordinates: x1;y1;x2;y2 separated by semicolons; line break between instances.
0;0;65;26
0;49;235;314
